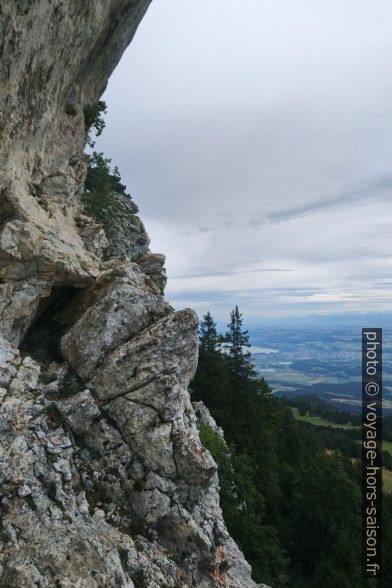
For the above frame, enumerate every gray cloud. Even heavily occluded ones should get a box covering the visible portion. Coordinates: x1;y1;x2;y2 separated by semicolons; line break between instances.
97;0;392;320
265;174;392;223
171;267;293;280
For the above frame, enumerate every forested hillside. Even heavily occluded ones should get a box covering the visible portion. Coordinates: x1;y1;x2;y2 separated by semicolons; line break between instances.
192;308;392;588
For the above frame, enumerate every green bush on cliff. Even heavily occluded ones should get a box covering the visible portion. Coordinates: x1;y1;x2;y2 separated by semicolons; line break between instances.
82;151;128;224
82;106;135;238
85;152;127;197
84;100;107;147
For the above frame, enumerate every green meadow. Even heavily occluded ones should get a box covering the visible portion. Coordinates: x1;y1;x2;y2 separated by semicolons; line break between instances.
290;407;360;430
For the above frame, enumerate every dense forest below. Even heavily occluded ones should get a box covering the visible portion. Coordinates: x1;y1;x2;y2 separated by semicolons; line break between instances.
191;309;391;588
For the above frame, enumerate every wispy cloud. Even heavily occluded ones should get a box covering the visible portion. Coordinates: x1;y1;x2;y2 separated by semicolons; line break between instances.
171;267;293;280
265;174;392;224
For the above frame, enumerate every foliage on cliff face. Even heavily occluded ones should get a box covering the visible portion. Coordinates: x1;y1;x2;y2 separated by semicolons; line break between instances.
199;421;287;587
193;309;391;588
80;100;149;260
84;100;107;147
82;152;149;260
82;152;129;220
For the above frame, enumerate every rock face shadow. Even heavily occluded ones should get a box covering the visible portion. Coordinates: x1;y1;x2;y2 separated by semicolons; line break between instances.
20;286;81;362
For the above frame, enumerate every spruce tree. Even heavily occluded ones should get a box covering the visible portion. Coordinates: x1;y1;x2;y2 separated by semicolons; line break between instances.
192;312;228;411
225;305;255;380
199;311;221;356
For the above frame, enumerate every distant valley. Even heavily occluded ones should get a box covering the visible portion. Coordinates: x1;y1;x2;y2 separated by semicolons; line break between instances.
249;324;392;415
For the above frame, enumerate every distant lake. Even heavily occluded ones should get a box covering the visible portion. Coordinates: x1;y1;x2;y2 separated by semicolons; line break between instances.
252;347;279;354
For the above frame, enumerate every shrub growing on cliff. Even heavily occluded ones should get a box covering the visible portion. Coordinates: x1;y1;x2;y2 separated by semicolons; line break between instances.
82;151;128;223
84;100;107;147
82;149;146;261
85;152;126;196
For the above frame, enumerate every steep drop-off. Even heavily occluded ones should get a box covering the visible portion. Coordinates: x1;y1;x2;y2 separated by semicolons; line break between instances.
0;3;266;586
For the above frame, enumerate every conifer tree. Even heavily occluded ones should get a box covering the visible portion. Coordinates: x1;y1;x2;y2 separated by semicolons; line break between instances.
192;311;228;413
199;311;221;356
191;305;380;587
225;305;255;380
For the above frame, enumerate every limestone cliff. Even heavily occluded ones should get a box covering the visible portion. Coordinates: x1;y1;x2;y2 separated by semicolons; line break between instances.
0;3;265;586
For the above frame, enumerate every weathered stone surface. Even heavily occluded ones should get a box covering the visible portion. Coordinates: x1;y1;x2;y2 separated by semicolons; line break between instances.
0;339;260;586
194;400;225;439
57;389;100;434
0;280;52;346
108;396;177;478
82;190;150;261
138;251;168;292
0;0;153;345
130;489;171;524
76;213;110;258
172;417;217;485
61;263;172;380
90;308;199;399
0;1;263;586
0;335;20;387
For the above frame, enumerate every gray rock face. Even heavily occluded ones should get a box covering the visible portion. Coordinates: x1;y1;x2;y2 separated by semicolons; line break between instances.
88;307;199;400
0;2;263;587
138;252;168;292
61;261;172;381
57;389;101;434
194;400;226;439
82;190;151;261
0;0;152;345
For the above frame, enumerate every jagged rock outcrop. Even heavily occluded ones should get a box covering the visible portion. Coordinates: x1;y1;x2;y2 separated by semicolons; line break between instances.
81;190;150;262
0;2;263;586
193;402;225;440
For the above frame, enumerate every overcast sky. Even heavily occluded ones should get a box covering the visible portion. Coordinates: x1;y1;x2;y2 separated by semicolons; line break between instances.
97;0;392;321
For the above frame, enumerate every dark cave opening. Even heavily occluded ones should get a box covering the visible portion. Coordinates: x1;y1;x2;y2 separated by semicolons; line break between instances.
20;286;82;362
